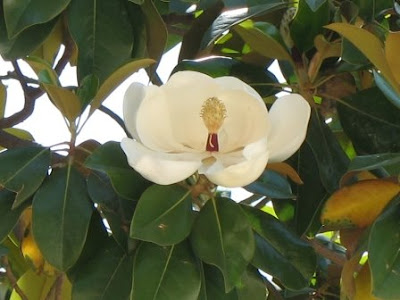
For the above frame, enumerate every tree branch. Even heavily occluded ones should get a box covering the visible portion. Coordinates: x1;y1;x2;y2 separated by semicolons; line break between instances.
306;238;346;267
1;256;28;300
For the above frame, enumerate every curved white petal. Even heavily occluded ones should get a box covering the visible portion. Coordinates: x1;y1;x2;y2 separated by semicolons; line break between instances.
162;71;220;151
215;76;264;105
216;89;269;153
123;82;146;140
121;138;205;185
267;94;311;162
134;84;197;153
200;138;269;187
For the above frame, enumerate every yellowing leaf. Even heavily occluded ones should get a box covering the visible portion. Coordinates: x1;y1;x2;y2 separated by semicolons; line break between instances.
385;31;400;85
0;128;35;151
43;84;81;122
10;270;71;300
90;58;155;114
341;254;362;299
354;263;378;300
32;20;63;64
321;179;400;228
314;34;341;59
325;23;399;89
25;56;59;85
267;162;303;184
0;82;6;118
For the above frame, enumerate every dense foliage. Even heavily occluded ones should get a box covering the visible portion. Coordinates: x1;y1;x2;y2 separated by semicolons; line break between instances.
1;0;400;299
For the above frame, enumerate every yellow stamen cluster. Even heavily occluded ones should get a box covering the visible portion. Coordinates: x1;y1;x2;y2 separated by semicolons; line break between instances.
200;97;227;133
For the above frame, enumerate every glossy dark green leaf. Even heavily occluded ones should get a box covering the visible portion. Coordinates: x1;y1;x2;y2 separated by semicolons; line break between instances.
67;210;109;283
87;171;134;248
142;0;167;63
306;110;349;193
242;205;316;290
173;56;279;97
3;0;70;38
200;2;288;49
131;241;201;300
130;185;194;246
245;169;294;199
293;142;328;235
67;0;134;83
85;141;151;200
236;266;267;300
0;17;57;60
190;197;254;292
77;74;100;112
373;70;400;110
32;165;93;271
369;198;400;299
347;153;400;173
342;38;370;66
337;87;400;154
290;0;330;52
71;239;133;300
201;263;238;300
0;189;26;242
354;0;393;20
0;146;50;208
0;244;8;257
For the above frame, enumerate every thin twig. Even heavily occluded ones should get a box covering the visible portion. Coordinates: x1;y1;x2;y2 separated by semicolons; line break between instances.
44;274;64;300
306;237;346;267
55;15;74;76
98;105;131;137
1;256;28;300
0;61;42;129
264;278;284;300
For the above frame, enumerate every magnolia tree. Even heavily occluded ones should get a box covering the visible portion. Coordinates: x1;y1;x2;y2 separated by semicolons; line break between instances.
1;0;400;299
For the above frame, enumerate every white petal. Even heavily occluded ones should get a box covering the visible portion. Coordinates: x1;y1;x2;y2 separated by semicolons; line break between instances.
134;84;197;153
163;71;220;151
215;76;264;105
123;82;146;140
121;138;205;185
267;94;311;162
216;89;269;153
200;138;269;187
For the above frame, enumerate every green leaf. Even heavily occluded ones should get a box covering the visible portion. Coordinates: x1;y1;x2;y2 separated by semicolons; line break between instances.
369;198;400;299
89;58;155;114
201;2;288;49
3;0;70;39
85;141;151;200
234;21;293;62
0;189;26;242
290;0;329;52
0;17;58;60
0;146;50;208
0;82;6;118
337;87;400;154
87;171;134;249
242;205;316;290
67;0;134;83
32;165;93;271
347;153;400;173
24;56;59;85
190;197;255;292
130;185;194;246
306;110;349;193
131;241;201;300
0;128;34;151
244;169;294;199
71;239;133;300
201;264;238;300
42;84;81;122
374;70;400;110
76;74;100;112
142;0;167;63
236;266;267;300
325;23;399;90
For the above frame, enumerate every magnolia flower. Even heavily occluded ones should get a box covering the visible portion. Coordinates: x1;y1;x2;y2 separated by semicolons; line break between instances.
121;71;310;187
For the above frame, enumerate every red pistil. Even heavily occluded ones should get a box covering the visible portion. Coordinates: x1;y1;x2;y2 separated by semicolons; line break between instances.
206;133;219;152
